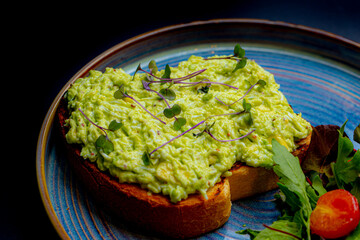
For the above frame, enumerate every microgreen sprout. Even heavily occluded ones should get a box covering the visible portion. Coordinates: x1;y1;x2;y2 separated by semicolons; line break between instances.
207;99;252;120
173;117;186;131
159;88;176;100
142;151;151;166
163;104;181;118
149;120;206;156
142;79;186;130
178;78;238;90
215;79;266;106
114;84;166;125
142;80;172;108
204;44;247;73
196;123;255;143
78;108;123;154
148;109;256;156
133;62;207;84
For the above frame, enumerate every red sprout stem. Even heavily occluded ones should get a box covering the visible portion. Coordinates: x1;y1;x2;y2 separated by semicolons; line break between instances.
262;224;301;240
149;120;206;156
215;82;258;106
78;108;109;138
147;88;171;109
207;111;245;119
140;68;207;83
178;80;238;90
125;95;166;125
205;129;255;142
204;56;241;61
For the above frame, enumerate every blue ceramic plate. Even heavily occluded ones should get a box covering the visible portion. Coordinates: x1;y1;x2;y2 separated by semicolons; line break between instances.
37;19;360;239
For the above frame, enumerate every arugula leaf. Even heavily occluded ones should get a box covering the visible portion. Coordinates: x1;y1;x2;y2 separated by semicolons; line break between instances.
332;121;360;189
272;139;312;240
236;229;260;239
253;220;302;240
354;123;360;144
277;183;302;213
308;172;327;197
350;177;360;203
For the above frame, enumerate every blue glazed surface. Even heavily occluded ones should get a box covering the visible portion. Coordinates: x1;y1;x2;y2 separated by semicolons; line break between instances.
37;20;360;239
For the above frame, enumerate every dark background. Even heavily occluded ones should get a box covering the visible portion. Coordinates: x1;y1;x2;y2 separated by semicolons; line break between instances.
6;0;359;239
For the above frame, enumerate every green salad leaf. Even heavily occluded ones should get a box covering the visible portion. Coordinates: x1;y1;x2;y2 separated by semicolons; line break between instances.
237;120;360;239
271;139;313;240
332;121;360;190
354;124;360;144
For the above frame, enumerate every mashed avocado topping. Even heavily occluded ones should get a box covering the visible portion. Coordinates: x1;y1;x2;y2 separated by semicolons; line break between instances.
65;50;311;203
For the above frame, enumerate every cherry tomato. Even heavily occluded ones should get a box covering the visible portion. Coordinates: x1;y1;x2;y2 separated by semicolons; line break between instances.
310;189;360;239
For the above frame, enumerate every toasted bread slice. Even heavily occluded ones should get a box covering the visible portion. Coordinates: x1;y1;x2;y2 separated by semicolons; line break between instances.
57;98;231;239
57;97;311;238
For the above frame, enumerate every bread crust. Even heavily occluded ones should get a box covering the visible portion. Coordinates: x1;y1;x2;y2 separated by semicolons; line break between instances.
56;97;311;238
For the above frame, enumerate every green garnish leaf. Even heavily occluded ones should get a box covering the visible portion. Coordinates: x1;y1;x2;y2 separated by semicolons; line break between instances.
142;151;150;166
257;220;302;240
233;43;245;58
163;104;182;118
242;99;253;126
309;172;327;197
332;120;360;189
96;135;114;154
242;99;251;112
197;84;210;94
173;117;186;131
354;123;360;144
148;60;158;74
272;139;312;239
232;57;247;73
350;178;360;204
163;108;175;118
236;228;260;239
114;84;126;99
108;120;123;131
257;79;267;87
159;88;176;100
161;64;171;84
171;104;181;115
114;89;125;99
132;64;142;81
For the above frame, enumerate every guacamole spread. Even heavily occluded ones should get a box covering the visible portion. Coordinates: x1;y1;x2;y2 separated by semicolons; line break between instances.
65;54;311;203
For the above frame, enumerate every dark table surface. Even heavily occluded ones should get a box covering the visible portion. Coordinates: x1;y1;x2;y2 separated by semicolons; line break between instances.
7;0;359;239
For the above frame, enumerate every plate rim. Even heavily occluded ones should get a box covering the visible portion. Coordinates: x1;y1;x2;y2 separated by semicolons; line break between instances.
36;18;360;239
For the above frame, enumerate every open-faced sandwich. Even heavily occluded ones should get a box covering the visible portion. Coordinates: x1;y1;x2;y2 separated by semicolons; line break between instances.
57;44;313;238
